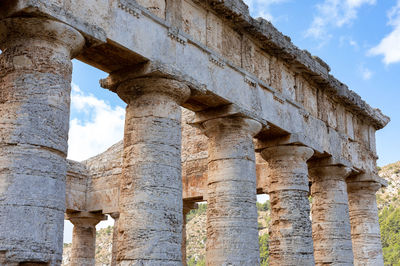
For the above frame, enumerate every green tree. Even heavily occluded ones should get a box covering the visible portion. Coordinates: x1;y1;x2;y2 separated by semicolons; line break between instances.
380;205;400;265
257;201;270;212
259;233;269;265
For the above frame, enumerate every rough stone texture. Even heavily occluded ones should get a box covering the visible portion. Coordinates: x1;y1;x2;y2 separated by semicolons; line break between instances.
64;112;269;214
136;0;166;19
66;212;107;266
66;160;90;212
0;1;389;264
201;117;261;266
1;0;389;177
0;0;389;132
347;181;384;266
84;141;123;213
181;108;208;201
110;213;119;266
309;165;354;265
261;145;315;266
0;17;84;265
115;77;190;265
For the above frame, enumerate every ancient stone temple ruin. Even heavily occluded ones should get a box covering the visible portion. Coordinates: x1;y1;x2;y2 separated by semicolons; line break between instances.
0;0;390;265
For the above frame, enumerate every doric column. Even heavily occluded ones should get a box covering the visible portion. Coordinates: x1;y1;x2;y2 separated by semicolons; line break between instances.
67;212;107;266
201;116;261;265
347;180;384;266
0;17;84;264
110;213;120;266
260;145;315;266
309;165;354;265
114;77;190;264
182;201;197;266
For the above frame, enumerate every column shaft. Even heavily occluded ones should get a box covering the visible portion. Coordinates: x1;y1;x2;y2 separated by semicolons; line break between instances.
116;77;190;265
67;213;106;266
71;225;97;266
110;213;120;266
202;117;261;266
347;181;384;266
0;17;83;265
261;145;315;266
310;166;354;265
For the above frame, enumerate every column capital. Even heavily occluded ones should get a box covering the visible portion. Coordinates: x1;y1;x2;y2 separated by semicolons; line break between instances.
66;212;107;227
260;145;314;162
101;75;190;105
0;17;84;58
309;165;352;182
201;116;262;138
347;180;382;193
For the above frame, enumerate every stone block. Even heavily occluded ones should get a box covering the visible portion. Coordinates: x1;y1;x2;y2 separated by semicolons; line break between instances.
182;0;207;45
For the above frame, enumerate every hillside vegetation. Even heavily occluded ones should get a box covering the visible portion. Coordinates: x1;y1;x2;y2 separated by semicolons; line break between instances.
62;162;400;266
377;161;400;266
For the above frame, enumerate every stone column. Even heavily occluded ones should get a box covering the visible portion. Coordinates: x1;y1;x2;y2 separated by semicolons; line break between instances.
67;212;107;266
0;17;84;265
115;77;190;264
260;145;315;266
110;213;120;266
347;180;384;266
309;165;354;265
201;116;261;266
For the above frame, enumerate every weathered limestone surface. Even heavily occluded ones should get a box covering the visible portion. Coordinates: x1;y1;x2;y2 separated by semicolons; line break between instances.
0;0;390;265
201;117;261;265
115;77;190;265
84;141;123;213
347;180;384;266
0;0;389;177
66;212;107;266
261;145;315;266
309;165;354;265
0;17;84;265
66;160;90;212
182;109;208;202
110;213;120;266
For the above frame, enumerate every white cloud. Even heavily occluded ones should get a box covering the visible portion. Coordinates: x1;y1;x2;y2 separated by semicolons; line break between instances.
369;1;400;65
306;0;376;40
67;84;125;161
360;65;373;80
243;0;290;22
339;35;359;50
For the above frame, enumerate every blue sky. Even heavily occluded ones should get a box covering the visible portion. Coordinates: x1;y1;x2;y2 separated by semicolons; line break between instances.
64;0;400;241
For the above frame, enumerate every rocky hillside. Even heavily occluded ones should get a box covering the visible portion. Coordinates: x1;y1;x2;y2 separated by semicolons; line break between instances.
377;161;400;265
186;204;207;264
377;161;400;209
